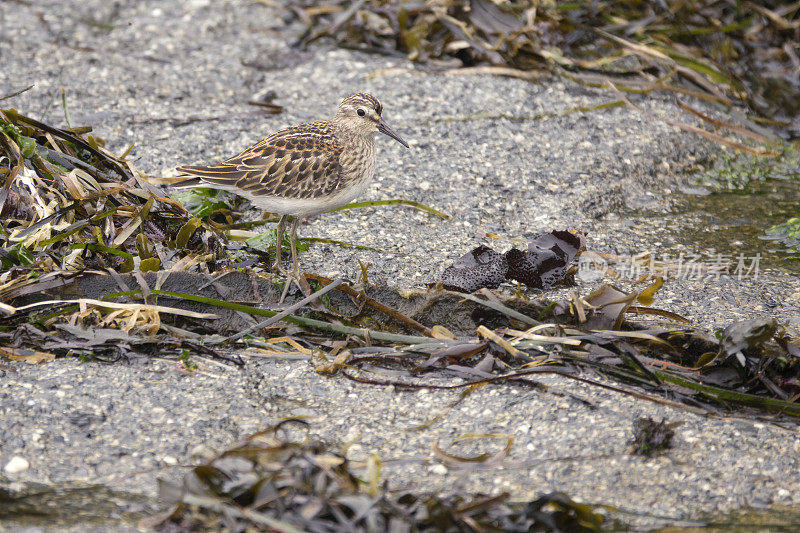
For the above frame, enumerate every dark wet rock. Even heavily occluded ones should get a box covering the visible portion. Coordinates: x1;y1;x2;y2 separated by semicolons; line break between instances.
505;246;565;289
441;245;508;293
505;230;586;289
439;231;585;292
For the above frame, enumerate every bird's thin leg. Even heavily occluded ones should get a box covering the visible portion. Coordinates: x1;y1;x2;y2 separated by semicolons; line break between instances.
272;215;287;274
289;216;301;280
278;216;310;302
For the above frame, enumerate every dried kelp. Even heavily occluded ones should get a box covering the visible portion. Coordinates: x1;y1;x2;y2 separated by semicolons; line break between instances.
0;108;223;288
288;0;798;139
151;421;608;532
321;282;800;418
0;107;250;361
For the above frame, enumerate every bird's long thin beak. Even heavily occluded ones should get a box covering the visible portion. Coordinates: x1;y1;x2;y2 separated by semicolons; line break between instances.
378;120;409;148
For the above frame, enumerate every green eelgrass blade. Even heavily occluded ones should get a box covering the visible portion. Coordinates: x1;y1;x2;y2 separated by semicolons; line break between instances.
302;237;416;256
69;243;133;259
330;199;451;220
654;370;800;416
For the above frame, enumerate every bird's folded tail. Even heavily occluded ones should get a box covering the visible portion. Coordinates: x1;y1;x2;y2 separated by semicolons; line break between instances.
171;176;205;188
174;163;246;186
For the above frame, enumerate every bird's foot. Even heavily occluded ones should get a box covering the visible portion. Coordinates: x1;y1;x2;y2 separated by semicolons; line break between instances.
278;270;311;303
271;261;288;276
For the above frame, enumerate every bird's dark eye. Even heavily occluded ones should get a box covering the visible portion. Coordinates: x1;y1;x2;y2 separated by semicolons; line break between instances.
357;108;365;116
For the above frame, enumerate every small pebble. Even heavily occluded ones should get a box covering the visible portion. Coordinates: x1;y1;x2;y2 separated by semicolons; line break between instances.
4;456;30;474
430;464;448;475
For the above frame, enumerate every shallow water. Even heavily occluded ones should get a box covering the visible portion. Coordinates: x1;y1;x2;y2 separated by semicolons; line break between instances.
674;178;800;271
657;505;800;532
0;481;158;531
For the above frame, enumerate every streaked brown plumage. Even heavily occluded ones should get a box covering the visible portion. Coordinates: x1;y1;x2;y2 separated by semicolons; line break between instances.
174;93;408;279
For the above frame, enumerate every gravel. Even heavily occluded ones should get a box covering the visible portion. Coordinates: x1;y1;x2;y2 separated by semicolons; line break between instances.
2;0;799;530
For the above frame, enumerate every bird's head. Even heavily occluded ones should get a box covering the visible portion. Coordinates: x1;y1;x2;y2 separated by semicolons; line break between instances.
335;93;409;148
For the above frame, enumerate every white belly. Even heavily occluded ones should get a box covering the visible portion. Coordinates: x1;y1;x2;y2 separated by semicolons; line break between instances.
245;177;372;217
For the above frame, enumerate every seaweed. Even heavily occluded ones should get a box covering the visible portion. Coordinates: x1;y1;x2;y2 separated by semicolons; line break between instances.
149;421;608;532
287;0;798;142
629;417;682;457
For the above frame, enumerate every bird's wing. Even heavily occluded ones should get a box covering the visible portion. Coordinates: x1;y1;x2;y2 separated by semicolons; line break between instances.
176;121;344;199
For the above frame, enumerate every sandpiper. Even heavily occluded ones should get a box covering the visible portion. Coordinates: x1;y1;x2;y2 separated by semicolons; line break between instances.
174;93;409;281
